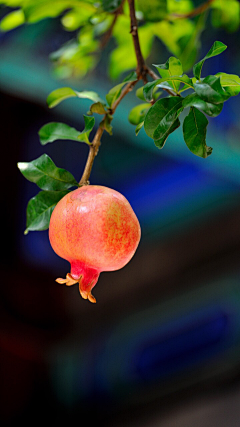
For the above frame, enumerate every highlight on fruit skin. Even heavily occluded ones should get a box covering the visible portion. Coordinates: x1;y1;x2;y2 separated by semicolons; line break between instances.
49;185;141;303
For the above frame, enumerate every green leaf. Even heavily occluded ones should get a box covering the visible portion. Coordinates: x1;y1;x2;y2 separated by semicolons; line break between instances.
0;9;25;31
136;87;146;101
106;71;138;107
100;114;113;135
137;0;167;22
39;116;95;145
183;107;211;158
135;121;144;136
25;190;68;234
128;103;150;125
136;85;162;101
194;75;230;104
39;122;81;144
77;115;95;144
47;87;76;108
143;75;193;101
211;0;240;33
183;93;223;117
193;41;227;80
157;75;193;92
144;97;183;147
154;56;183;91
154;119;181;148
89;102;106;115
47;87;104;108
22;0;92;23
215;72;240;96
18;154;78;191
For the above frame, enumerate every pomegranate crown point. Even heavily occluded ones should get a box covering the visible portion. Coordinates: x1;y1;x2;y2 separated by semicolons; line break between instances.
56;272;97;303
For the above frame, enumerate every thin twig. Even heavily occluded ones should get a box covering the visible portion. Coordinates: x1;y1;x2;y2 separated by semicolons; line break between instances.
79;78;140;185
111;79;139;113
171;0;215;19
100;1;124;49
146;67;159;81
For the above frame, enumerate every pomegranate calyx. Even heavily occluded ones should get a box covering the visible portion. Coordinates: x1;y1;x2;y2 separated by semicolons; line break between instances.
56;272;97;303
56;273;78;286
79;287;96;303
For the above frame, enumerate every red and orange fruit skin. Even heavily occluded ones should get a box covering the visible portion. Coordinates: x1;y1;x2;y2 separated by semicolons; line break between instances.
49;185;141;303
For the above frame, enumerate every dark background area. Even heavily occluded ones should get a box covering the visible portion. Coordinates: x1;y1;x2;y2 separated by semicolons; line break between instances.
1;5;240;427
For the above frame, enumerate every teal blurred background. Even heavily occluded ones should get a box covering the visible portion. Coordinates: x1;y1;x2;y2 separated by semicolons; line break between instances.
1;8;240;427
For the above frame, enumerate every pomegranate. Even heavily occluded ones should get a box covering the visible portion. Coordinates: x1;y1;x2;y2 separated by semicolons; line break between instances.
49;185;141;303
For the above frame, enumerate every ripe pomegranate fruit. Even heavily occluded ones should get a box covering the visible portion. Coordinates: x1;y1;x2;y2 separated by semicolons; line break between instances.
49;185;141;303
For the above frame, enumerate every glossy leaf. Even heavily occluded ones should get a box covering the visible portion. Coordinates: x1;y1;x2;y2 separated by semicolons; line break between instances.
128;103;150;125
25;190;69;234
193;41;227;80
39;116;95;145
106;72;137;107
39;122;81;144
154;119;180;149
183;107;211;158
183;93;223;117
143;75;193;101
157;75;193;92
47;87;104;108
216;73;240;96
194;75;230;104
135;121;144;136
144;97;183;147
18;154;78;191
154;56;183;91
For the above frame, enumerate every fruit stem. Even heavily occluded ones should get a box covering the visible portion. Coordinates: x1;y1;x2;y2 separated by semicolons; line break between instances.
79;126;104;186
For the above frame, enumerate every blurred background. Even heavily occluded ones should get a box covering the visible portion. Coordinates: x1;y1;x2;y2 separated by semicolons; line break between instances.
1;2;240;426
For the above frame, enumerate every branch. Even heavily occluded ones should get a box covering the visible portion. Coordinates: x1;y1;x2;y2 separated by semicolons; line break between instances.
127;0;177;97
100;2;124;50
79;126;104;186
127;0;148;83
171;0;215;19
79;0;148;186
111;79;139;113
79;78;139;186
80;0;180;185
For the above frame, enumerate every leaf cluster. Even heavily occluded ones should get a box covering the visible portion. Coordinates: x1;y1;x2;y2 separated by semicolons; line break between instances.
128;41;240;157
18;88;104;233
17;39;240;232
